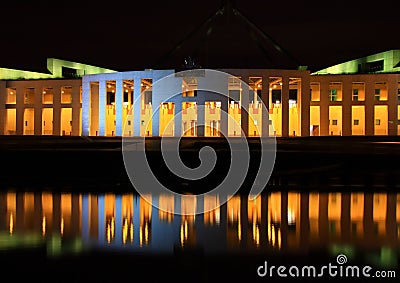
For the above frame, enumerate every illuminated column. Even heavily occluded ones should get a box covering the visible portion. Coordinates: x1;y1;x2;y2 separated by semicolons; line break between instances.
98;80;106;136
98;194;105;244
221;95;229;137
300;74;310;136
72;85;81;136
116;79;123;136
173;99;182;137
0;81;5;134
197;96;205;137
261;75;270;137
53;85;61;136
16;86;24;135
53;193;61;234
319;80;329;136
34;87;41;135
281;76;289;137
342;78;352;136
133;77;141;136
241;76;249;136
365;80;374;136
340;193;351;241
115;195;122;244
387;76;398;135
82;78;91;136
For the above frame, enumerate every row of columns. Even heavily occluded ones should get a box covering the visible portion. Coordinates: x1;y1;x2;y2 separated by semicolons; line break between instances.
82;70;311;137
314;75;399;136
0;80;81;135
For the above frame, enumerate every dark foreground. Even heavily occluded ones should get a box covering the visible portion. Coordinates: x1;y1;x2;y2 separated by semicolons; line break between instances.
1;135;400;192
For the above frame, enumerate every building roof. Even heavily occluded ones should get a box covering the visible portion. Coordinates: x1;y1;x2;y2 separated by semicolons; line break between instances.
312;50;400;75
0;58;116;80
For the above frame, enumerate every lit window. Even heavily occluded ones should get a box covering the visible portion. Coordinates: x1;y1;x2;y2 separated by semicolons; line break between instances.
374;89;380;101
329;89;337;101
352;89;359;101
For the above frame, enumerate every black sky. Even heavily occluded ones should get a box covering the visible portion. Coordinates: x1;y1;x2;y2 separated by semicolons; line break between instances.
1;0;400;73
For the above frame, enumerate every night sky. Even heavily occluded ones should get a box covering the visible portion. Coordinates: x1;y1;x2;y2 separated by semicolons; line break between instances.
1;0;400;73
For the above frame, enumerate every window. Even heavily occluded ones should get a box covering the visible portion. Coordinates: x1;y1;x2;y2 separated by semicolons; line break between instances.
352;89;359;101
329;89;337;101
398;89;400;102
331;120;338;126
375;119;381;125
374;89;380;101
353;119;359;125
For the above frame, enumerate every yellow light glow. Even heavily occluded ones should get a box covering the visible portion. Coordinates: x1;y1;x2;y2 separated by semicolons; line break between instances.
42;216;46;236
60;218;64;236
9;213;13;235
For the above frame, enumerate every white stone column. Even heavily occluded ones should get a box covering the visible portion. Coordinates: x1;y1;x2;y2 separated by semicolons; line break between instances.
98;80;106;136
241;76;249;136
116;79;123;136
16;86;25;135
261;75;270;137
133;77;142;136
281;76;289;137
72;84;81;136
81;77;91;136
53;84;61;136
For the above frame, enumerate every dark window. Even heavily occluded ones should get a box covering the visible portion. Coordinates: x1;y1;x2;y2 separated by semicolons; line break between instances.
332;120;338;125
375;119;381;125
353;119;359;125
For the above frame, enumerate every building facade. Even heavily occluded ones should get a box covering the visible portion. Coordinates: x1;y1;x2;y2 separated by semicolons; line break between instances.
1;50;400;137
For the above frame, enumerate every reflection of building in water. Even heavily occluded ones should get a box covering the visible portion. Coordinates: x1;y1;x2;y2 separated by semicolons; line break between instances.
204;195;220;226
139;195;152;247
227;195;241;246
158;194;174;223
180;195;196;247
0;191;399;255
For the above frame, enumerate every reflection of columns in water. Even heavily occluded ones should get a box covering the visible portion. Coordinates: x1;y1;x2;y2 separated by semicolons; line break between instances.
139;195;152;247
240;194;248;248
82;194;90;241
248;195;261;246
386;193;397;243
180;195;196;247
159;194;174;222
341;192;351;241
318;193;329;245
226;195;241;246
299;192;309;248
364;192;374;243
204;195;220;226
0;193;6;232
268;192;282;249
52;193;61;235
